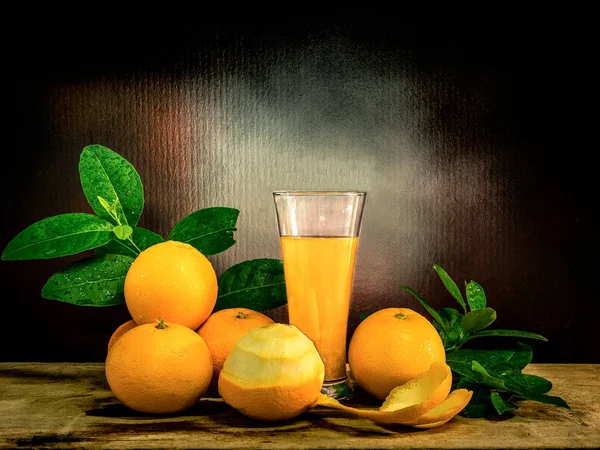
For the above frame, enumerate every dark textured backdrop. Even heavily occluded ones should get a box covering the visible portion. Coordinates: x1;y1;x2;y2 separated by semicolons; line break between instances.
3;15;597;363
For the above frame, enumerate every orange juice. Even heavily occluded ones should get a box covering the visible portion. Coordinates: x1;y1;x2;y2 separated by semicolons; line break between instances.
280;236;359;381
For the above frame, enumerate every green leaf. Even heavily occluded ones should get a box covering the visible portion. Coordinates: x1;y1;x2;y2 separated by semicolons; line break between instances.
96;227;165;258
514;393;570;409
447;354;529;394
359;312;372;321
433;264;467;313
434;308;463;349
464;329;548;345
457;379;493;418
447;343;532;373
450;341;533;370
463;359;550;402
400;285;448;331
79;145;144;226
461;307;497;334
522;374;552;395
490;391;517;415
498;341;533;370
216;258;286;312
465;280;486;310
2;213;114;261
97;196;114;215
112;225;133;240
168;207;239;257
41;254;134;306
470;360;509;390
446;352;492;381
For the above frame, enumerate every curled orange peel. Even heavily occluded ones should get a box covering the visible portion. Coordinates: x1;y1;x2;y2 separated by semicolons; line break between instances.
312;361;472;427
398;388;473;428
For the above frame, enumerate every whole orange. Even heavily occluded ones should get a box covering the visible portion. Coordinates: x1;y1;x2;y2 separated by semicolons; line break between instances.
124;240;218;330
197;308;274;390
107;319;137;352
105;318;213;414
348;307;446;401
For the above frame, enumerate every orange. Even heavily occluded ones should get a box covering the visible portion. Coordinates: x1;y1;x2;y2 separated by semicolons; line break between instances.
197;308;274;390
218;323;325;422
348;307;446;400
105;318;213;414
107;319;137;352
124;240;218;330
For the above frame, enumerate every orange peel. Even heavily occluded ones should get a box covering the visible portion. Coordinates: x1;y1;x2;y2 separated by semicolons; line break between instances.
379;361;452;413
312;361;470;426
398;388;473;428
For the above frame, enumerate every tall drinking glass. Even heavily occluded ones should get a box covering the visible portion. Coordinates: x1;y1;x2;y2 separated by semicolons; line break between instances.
273;191;366;400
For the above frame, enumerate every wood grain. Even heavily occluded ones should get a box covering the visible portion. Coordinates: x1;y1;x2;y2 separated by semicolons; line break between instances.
1;363;598;449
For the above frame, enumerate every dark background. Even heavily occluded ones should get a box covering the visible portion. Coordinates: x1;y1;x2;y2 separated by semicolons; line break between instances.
3;13;597;363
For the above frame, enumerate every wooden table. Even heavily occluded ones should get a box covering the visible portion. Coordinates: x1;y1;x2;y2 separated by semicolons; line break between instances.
0;363;598;449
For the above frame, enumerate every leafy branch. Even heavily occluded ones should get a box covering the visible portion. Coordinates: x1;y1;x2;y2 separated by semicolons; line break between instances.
399;264;569;418
2;144;287;312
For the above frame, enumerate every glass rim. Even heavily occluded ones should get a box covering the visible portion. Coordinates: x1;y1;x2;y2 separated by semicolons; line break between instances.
273;190;366;197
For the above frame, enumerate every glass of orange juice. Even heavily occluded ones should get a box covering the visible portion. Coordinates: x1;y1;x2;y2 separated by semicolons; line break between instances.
273;190;366;400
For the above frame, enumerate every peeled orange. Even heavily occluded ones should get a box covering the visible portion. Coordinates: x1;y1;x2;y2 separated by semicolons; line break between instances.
218;323;324;422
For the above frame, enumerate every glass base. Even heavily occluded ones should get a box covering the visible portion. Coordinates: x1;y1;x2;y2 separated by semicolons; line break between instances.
321;377;354;401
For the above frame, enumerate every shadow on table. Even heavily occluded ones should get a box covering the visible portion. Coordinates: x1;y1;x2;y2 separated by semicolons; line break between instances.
86;386;474;436
86;396;230;420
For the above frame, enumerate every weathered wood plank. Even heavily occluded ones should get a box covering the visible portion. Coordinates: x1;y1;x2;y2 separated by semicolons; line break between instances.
0;363;598;449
